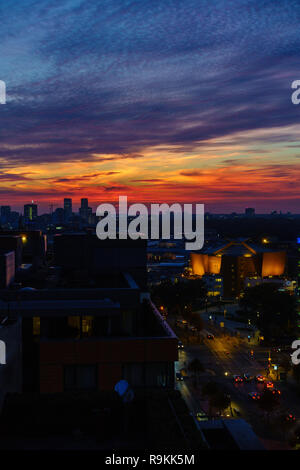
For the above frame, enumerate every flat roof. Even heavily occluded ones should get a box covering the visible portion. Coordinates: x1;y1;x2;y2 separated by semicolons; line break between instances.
0;299;120;317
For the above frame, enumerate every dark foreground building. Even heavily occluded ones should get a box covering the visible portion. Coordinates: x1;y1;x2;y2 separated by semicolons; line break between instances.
0;234;177;394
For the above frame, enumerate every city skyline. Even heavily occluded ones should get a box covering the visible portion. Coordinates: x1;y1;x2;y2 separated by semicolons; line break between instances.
1;1;300;212
1;199;300;216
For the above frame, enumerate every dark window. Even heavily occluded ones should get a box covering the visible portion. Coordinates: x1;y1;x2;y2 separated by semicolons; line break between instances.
122;362;174;388
122;363;144;387
64;365;97;391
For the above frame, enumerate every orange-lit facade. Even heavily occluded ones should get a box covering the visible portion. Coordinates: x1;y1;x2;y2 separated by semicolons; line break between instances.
191;239;286;298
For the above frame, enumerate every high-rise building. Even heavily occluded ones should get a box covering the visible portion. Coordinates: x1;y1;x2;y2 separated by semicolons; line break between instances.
79;198;91;222
0;206;11;224
245;208;255;217
53;208;65;225
24;203;38;221
63;198;72;221
81;198;88;209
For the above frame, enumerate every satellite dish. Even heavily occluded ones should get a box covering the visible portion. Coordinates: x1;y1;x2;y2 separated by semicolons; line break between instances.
114;379;134;403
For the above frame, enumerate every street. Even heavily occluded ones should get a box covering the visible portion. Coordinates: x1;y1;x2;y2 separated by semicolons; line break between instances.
174;322;300;448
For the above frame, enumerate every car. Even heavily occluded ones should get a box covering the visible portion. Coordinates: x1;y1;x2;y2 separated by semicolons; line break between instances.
176;372;183;381
255;375;266;383
233;375;244;383
271;388;281;397
207;334;214;340
264;381;274;389
243;373;252;382
286;413;296;422
177;341;184;350
248;392;261;401
195;410;209;422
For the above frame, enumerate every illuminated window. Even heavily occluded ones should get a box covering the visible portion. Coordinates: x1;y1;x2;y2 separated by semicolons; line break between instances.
82;316;93;336
33;317;40;335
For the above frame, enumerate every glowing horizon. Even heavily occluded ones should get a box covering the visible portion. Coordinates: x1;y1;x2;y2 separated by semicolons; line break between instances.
1;1;300;213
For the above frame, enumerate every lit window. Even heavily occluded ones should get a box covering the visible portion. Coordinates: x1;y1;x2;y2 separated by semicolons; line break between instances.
33;317;40;335
82;316;93;336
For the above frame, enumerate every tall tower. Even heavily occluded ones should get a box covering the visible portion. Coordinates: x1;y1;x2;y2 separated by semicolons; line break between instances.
24;203;38;221
64;198;72;221
79;198;91;221
0;206;11;224
81;198;88;209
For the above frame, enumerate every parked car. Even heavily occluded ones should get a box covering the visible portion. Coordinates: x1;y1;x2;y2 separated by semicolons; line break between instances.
264;381;274;390
243;373;253;382
233;375;244;383
195;410;209;422
248;392;261;401
176;372;183;381
255;375;266;383
286;413;296;422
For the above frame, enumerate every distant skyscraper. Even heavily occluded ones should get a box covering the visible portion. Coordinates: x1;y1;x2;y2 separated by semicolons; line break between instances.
64;198;72;221
53;207;65;225
24;203;38;221
81;198;88;209
79;198;91;221
245;208;255;217
0;206;11;224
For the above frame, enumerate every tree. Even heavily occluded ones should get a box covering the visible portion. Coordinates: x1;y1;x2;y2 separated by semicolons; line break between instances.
188;358;204;386
189;313;204;333
292;364;300;383
210;392;231;417
258;389;280;422
279;355;292;376
151;278;207;318
276;413;296;442
202;381;219;397
240;283;296;341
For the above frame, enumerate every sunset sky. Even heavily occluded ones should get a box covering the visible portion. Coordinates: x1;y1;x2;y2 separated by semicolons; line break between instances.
1;0;300;213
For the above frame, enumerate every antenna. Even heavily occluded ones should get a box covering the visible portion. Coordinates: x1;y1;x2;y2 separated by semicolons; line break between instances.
49;203;58;215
